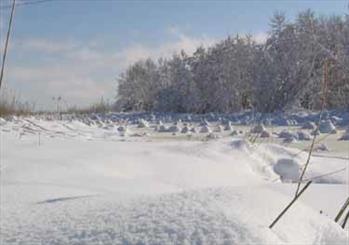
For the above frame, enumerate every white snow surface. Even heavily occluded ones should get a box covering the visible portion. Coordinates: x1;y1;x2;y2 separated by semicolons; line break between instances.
1;117;348;244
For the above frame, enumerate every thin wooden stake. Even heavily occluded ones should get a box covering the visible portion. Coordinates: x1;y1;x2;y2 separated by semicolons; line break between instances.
294;60;329;197
341;209;349;229
334;197;349;223
269;181;312;229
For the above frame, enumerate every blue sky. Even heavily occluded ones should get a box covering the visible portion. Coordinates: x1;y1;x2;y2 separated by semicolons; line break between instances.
0;0;348;110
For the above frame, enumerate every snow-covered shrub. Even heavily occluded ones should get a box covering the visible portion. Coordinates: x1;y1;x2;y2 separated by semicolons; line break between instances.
273;158;301;182
158;125;168;133
314;143;330;152
206;133;219;140
181;126;190;134
199;125;212;133
250;124;266;134
117;126;130;136
190;127;198;133
137;119;149;128
168;124;181;133
279;130;298;140
224;121;233;131
214;125;223;133
230;130;238;136
319;120;336;134
302;122;317;130
260;130;271;138
297;131;311;141
339;128;349;140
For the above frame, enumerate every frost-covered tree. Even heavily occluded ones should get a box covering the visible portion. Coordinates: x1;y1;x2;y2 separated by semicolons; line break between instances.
116;10;349;113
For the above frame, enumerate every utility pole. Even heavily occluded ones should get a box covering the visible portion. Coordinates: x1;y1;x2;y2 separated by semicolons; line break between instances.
0;0;16;90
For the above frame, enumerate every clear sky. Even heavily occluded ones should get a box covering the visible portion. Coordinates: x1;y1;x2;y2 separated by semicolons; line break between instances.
0;0;348;110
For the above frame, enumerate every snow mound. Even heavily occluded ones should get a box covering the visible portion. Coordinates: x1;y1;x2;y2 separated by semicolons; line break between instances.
181;126;190;134
214;125;223;132
199;125;212;133
314;143;330;152
206;132;219;140
297;131;311;141
339;128;349;140
230;139;251;152
199;119;210;127
273;158;301;182
224;121;233;131
137;119;149;128
251;124;266;133
168;124;181;133
190;127;198;133
2;188;347;245
158;125;168;132
319;120;336;134
117;125;130;136
279;130;298;141
260;130;271;138
230;130;238;136
302;121;317;130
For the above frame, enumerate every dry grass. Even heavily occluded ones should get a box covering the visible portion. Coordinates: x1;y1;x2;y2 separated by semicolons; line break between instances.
64;98;112;115
0;89;35;117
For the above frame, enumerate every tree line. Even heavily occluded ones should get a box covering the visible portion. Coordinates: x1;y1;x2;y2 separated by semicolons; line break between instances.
116;10;349;113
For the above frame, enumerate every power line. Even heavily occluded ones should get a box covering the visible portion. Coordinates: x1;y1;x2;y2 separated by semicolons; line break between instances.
0;0;55;10
0;0;16;90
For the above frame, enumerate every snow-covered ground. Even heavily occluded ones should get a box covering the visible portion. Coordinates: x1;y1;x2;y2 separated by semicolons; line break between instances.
1;114;348;244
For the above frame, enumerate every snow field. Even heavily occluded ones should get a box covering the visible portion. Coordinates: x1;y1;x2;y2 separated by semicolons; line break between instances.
1;115;348;244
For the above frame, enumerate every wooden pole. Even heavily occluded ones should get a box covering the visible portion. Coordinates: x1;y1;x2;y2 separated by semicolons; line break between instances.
334;197;349;223
294;60;329;197
269;181;312;229
342;209;349;229
0;0;16;90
